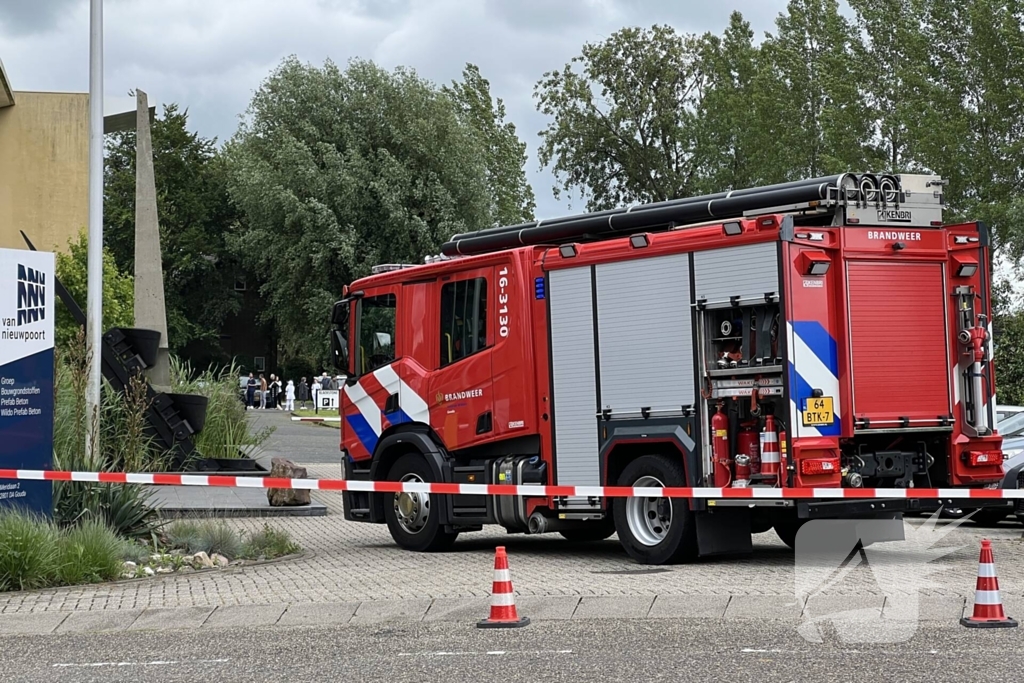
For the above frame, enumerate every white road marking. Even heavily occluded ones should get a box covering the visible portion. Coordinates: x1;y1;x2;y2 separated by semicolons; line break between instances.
741;648;942;655
398;650;573;657
53;658;230;669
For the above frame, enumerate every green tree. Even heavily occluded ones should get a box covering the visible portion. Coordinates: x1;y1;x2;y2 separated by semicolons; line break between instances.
225;56;508;362
757;0;881;180
444;64;536;225
55;229;134;348
696;12;773;190
847;0;932;172
916;0;1024;254
104;103;242;356
993;279;1024;406
535;25;715;210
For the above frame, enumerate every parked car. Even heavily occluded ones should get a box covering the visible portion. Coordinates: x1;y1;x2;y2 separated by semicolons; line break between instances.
962;413;1024;525
997;405;1024;425
916;413;1024;524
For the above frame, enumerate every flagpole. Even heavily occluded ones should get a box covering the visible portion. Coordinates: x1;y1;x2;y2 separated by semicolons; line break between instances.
85;0;104;459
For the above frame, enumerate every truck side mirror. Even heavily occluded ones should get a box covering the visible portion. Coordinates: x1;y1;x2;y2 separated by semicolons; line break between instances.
331;330;350;375
331;300;349;326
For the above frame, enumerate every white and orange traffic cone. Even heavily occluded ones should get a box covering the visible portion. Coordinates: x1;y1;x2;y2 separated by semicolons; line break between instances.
477;546;530;629
760;415;781;483
961;539;1018;628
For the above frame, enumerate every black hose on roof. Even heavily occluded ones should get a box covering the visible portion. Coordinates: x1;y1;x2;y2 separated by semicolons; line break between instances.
441;174;853;257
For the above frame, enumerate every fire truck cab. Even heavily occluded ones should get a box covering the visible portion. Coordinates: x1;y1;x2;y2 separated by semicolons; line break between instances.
331;173;1006;564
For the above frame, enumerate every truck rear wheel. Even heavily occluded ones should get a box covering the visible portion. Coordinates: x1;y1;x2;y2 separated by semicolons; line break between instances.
971;509;1009;527
773;514;806;550
559;521;615;542
612;455;697;564
383;453;458;552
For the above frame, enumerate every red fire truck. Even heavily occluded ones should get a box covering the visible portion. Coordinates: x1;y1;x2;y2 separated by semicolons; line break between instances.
330;173;1007;564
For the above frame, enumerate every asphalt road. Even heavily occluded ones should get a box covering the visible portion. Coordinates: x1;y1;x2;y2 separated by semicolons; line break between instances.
3;619;1022;683
250;409;342;465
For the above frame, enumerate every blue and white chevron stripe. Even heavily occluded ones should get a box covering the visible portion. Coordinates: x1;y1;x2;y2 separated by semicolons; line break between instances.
788;321;842;437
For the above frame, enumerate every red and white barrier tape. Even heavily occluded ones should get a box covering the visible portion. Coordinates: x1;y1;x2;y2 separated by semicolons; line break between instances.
0;469;1017;500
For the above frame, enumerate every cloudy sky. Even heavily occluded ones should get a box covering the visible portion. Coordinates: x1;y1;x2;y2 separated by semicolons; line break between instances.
2;0;789;218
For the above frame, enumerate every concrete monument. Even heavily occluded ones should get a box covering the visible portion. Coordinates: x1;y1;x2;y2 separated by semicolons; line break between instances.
133;89;170;390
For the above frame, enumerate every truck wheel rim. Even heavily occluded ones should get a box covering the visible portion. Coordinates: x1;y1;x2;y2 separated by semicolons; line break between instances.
627;475;672;546
394;473;430;534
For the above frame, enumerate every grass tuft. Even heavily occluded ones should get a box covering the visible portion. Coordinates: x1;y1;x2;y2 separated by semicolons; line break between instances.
54;520;125;586
164;520;203;552
241;524;300;560
0;510;58;591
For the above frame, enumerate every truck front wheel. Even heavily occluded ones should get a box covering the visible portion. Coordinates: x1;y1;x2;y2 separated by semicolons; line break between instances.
612;455;697;564
383;453;458;552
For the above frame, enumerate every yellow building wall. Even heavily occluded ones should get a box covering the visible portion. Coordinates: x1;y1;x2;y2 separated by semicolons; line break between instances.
0;91;89;253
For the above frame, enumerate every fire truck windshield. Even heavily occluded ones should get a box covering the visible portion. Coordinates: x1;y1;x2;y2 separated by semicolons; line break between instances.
357;293;396;374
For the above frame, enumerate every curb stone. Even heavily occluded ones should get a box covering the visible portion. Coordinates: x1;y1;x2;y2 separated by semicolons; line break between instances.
0;594;978;636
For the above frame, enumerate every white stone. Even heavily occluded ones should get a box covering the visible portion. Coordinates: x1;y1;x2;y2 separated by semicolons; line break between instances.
123;561;137;571
143;566;155;576
192;551;214;569
156;567;174;574
211;553;230;568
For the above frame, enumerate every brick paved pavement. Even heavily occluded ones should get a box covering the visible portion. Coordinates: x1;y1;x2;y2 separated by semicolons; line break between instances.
1;413;1023;616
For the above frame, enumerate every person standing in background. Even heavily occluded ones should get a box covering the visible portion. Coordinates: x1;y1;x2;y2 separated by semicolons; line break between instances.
259;373;268;409
245;373;257;409
268;374;281;410
311;376;322;411
285;379;296;411
297;377;309;409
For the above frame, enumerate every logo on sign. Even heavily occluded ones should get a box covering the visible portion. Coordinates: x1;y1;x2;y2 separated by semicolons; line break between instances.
876;209;912;223
16;265;45;326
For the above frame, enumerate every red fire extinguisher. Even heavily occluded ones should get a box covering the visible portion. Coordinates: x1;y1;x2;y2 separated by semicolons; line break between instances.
760;415;781;484
711;403;731;487
737;421;761;475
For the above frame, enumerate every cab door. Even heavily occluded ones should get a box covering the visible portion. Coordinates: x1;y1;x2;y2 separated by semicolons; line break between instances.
429;268;495;450
341;286;400;459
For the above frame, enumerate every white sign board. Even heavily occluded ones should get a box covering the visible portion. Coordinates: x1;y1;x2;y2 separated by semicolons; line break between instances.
0;248;55;515
318;389;339;412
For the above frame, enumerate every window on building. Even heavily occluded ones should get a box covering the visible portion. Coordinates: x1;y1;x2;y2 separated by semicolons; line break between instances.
440;278;487;367
357;294;397;374
234;277;247;292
